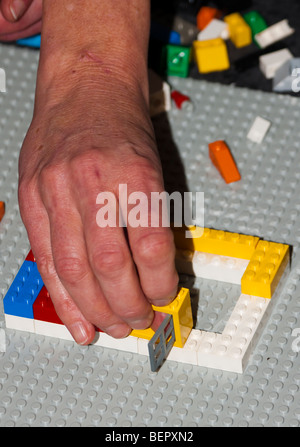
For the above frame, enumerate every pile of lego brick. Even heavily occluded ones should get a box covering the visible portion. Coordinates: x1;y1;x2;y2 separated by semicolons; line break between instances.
149;0;300;94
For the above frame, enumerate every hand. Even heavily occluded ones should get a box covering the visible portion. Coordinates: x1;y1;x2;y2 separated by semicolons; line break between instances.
0;0;42;41
18;62;179;345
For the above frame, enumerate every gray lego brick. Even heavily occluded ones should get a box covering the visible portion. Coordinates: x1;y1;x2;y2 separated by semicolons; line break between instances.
0;43;300;427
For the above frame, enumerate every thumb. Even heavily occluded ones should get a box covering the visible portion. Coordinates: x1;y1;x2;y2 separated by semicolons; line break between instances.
1;0;34;22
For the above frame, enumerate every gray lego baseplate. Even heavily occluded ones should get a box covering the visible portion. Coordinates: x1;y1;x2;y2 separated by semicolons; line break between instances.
0;43;300;427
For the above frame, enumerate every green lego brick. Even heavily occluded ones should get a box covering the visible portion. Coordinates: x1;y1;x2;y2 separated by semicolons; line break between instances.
243;11;268;40
161;44;191;78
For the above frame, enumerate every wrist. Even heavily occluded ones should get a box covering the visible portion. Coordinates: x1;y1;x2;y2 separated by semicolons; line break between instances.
37;0;150;98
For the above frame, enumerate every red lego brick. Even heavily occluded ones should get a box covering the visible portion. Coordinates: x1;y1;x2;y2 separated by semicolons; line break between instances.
0;201;5;222
171;90;191;109
33;286;63;325
26;249;36;262
209;140;241;184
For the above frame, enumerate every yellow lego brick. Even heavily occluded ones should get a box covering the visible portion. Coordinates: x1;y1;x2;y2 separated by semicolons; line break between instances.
193;38;230;73
241;241;290;298
224;13;252;48
131;287;193;348
172;226;260;260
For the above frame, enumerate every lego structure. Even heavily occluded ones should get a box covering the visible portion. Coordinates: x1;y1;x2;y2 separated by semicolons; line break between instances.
2;223;290;377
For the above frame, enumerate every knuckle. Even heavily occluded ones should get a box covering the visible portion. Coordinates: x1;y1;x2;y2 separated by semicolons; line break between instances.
70;150;103;179
35;254;57;281
134;231;174;266
55;256;89;286
92;246;127;277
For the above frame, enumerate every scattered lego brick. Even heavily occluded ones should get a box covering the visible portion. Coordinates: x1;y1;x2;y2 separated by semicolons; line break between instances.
241;241;290;298
209;140;241;184
224;12;252;48
0;201;5;222
196;6;222;31
243;11;268;39
193;38;230;74
171;90;193;110
255;19;295;49
247;116;272;143
161;44;191;78
259;49;293;79
148;69;171;116
273;58;300;92
16;34;41;48
197;18;229;41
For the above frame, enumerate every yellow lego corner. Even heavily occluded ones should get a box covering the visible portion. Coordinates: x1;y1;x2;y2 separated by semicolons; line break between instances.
173;226;260;260
193;38;230;73
224;12;252;48
130;287;193;348
241;241;290;298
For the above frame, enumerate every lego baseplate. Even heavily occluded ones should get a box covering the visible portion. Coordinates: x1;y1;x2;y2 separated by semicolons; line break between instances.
1;43;300;426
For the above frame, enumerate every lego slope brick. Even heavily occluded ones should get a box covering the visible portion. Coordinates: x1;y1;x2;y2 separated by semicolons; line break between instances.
0;201;5;222
209;140;241;184
255;20;295;49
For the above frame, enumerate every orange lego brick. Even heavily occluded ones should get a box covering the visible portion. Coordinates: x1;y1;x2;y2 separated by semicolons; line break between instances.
197;6;222;31
0;201;5;222
209;140;241;184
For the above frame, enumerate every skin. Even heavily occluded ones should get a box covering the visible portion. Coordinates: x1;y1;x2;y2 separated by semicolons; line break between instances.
0;0;179;344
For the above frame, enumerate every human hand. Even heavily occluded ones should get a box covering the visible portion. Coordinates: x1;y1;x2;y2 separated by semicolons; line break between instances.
0;0;42;41
18;59;179;345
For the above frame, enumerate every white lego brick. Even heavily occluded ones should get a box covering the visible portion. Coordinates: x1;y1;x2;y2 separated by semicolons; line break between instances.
175;249;249;284
93;332;138;354
196;294;271;373
197;19;229;41
167;329;203;365
247;116;271;143
273;58;300;92
34;320;74;340
255;20;295;49
148;69;171;117
259;48;293;79
137;337;149;356
5;314;35;333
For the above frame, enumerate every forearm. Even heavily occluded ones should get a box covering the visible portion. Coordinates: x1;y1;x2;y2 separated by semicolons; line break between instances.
38;0;151;98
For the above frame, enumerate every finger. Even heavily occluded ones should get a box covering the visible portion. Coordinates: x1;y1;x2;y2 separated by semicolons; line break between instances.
0;19;41;40
40;176;133;339
125;174;179;308
82;190;154;331
18;181;96;345
1;0;35;22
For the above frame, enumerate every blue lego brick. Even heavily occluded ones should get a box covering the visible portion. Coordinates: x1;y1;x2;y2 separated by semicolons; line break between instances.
16;34;41;49
3;260;44;318
150;21;181;45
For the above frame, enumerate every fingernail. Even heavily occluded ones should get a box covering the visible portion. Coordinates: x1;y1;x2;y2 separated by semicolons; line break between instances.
10;0;26;21
130;317;152;330
106;323;131;339
70;322;89;345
